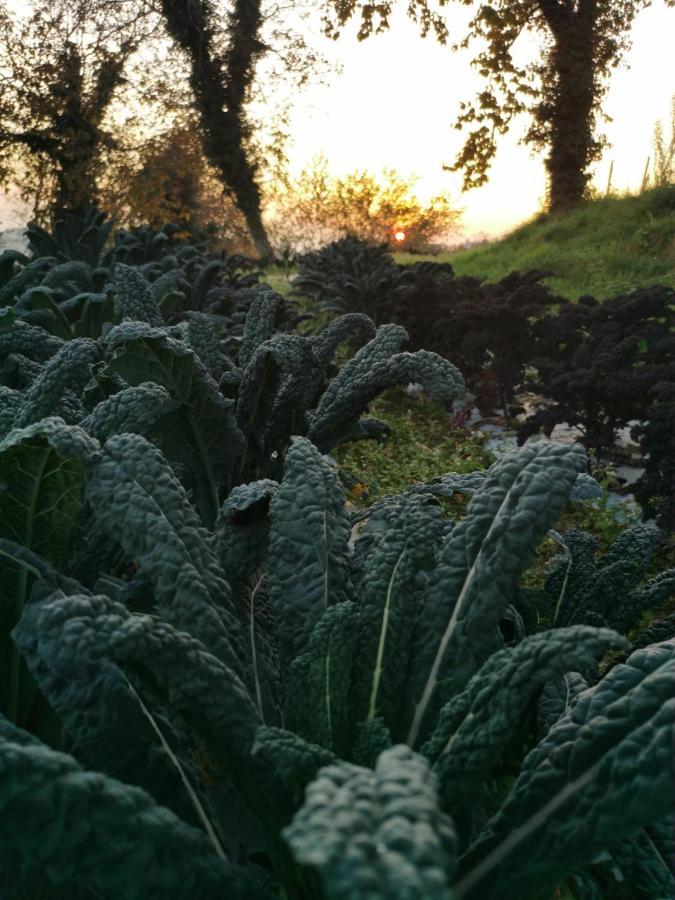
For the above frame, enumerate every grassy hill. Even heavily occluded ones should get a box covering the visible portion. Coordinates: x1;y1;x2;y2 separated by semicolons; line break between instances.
398;186;675;300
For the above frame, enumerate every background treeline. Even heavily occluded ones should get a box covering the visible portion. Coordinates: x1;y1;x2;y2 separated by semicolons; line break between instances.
1;0;673;258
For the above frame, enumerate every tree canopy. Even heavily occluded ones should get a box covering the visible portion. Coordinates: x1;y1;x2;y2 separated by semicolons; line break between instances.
0;0;154;219
323;0;674;210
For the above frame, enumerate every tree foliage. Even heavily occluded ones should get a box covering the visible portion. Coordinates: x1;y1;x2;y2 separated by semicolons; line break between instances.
324;0;674;211
101;118;253;251
270;155;461;251
0;0;153;219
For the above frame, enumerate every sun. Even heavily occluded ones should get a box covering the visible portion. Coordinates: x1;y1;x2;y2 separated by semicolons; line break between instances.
394;230;406;242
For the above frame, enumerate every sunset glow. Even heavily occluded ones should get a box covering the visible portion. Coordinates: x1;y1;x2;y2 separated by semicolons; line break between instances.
287;2;675;240
394;230;406;242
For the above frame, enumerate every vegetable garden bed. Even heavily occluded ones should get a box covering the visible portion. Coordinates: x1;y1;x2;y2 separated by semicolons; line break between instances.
0;210;673;900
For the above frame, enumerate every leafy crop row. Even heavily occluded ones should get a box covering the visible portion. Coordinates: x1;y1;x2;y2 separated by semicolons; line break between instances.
293;237;675;529
0;214;673;900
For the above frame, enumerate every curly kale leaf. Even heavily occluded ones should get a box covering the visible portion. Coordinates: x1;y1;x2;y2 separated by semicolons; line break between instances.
349;717;393;768
179;310;230;380
0;419;97;723
0;350;43;388
213;481;281;723
14;286;72;339
251;726;336;819
351;494;446;734
77;594;258;767
568;472;602;501
605;828;675;898
536;671;589;739
14;339;99;428
422;627;626;811
0;257;56;304
27;208;113;266
150;266;188;303
268;438;353;673
284;602;359;757
539;523;673;633
85;433;245;677
0;386;21;439
404;442;587;747
308;324;464;451
102;320;194;395
80;382;178;440
70;291;116;338
0;715;259;900
12;590;218;828
0;418;95;565
235;333;322;465
455;639;675;900
0;248;28;285
103;320;244;525
214;479;278;604
629;610;675;651
311;312;376;366
239;289;282;368
217;479;279;520
112;263;164;326
284;744;457;900
312;323;408;416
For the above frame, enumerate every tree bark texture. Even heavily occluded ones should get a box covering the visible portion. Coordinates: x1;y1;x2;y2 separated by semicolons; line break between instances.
160;0;274;260
542;0;598;212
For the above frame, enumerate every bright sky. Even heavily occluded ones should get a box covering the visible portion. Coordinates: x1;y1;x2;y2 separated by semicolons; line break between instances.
285;1;675;239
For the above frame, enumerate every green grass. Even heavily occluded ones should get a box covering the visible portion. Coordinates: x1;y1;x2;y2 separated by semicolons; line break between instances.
259;268;296;299
396;186;675;300
334;388;494;506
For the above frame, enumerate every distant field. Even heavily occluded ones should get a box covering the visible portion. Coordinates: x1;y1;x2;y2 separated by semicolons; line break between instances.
395;186;675;300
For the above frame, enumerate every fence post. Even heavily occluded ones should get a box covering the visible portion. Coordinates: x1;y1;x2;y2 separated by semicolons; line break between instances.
640;156;651;193
605;161;614;197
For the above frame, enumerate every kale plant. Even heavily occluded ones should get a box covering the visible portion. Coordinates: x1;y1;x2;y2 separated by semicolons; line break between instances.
381;268;562;413
518;524;675;637
0;284;464;528
631;383;675;531
27;206;113;266
0;436;672;899
519;285;675;462
292;236;399;313
0;215;266;341
293;237;561;413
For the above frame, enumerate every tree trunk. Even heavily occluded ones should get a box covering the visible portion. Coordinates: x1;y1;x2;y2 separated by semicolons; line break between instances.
204;126;274;260
160;0;274;261
544;0;597;213
53;141;99;215
51;46;128;218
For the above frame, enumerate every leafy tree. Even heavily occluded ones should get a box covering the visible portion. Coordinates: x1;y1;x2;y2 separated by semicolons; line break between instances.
158;0;274;260
101;118;253;250
0;0;151;220
270;155;460;251
324;0;675;212
157;0;332;260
